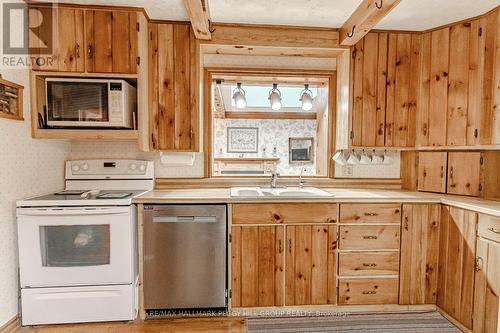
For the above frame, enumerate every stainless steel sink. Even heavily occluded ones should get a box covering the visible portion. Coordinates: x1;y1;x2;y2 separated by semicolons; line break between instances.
230;187;333;197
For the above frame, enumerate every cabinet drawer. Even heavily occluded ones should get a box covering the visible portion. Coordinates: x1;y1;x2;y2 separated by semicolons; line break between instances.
478;214;500;243
340;204;401;224
338;278;399;305
339;225;400;250
232;203;337;224
338;252;399;276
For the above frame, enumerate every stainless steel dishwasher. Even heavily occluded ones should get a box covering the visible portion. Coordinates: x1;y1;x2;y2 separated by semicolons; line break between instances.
143;204;227;312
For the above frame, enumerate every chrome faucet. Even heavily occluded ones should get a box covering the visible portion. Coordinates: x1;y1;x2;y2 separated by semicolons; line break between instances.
299;167;306;189
270;173;279;188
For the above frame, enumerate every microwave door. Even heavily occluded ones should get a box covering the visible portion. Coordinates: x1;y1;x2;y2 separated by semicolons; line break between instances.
46;81;109;127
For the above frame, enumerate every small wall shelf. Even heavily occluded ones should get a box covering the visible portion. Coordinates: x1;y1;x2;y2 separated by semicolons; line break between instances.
0;76;24;121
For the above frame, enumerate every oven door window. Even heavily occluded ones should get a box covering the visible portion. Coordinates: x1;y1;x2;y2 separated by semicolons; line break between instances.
40;225;110;267
46;81;109;122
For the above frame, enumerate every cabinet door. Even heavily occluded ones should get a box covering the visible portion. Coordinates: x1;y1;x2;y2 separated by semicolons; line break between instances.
149;23;195;151
399;204;440;305
285;225;336;305
351;32;387;147
85;10;137;74
30;6;84;72
437;206;477;329
231;226;284;307
417;152;447;193
385;33;420;147
447;152;481;196
473;238;500;333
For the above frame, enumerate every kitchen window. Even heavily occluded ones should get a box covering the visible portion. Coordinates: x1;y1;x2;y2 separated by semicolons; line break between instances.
206;69;335;178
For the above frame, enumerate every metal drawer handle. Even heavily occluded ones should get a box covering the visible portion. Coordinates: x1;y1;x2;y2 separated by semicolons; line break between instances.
362;235;378;240
362;263;377;267
278;240;282;254
364;212;379;217
362;291;377;295
488;227;500;235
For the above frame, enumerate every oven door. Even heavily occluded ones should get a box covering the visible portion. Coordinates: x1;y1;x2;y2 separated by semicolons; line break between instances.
17;206;136;288
45;79;111;127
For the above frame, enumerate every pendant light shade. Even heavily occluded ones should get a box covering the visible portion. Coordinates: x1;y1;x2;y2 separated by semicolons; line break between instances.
300;84;314;111
232;82;247;109
268;83;282;111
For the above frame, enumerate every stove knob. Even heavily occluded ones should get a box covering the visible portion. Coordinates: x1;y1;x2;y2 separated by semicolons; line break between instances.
129;163;137;171
139;164;146;172
72;164;80;172
82;163;89;171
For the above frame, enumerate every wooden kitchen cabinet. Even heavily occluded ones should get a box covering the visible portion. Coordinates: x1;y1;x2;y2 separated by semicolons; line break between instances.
149;22;197;151
417;152;447;193
437;206;477;330
399;204;440;305
29;6;84;72
418;10;500;148
447;152;481;196
285;225;336;305
85;10;138;74
473;215;500;333
230;226;284;307
350;32;419;147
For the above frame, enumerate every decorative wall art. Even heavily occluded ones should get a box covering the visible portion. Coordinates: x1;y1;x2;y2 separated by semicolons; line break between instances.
227;127;259;153
289;137;314;163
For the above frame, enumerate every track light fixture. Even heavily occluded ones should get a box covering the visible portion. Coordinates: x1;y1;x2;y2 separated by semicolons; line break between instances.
300;84;314;111
232;82;247;109
268;83;282;111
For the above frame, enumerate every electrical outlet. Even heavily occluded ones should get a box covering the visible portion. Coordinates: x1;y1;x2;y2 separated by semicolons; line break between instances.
341;165;353;177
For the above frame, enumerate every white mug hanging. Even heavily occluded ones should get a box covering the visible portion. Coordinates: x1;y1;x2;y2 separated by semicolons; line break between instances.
332;150;348;165
359;150;372;165
371;149;384;164
382;150;393;165
346;150;360;165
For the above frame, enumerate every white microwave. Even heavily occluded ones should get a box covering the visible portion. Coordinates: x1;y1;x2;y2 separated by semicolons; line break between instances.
45;78;136;128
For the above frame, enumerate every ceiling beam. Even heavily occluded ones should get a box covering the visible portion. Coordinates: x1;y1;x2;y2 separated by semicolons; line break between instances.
339;0;402;46
183;0;212;40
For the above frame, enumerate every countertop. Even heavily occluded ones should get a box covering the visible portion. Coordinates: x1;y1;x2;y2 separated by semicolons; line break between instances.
133;188;500;217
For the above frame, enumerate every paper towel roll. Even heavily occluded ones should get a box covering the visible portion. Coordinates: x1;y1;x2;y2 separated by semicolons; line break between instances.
159;152;195;166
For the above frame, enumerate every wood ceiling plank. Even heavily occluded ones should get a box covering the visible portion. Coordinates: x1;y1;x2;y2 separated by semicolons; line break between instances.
340;0;402;46
183;0;212;40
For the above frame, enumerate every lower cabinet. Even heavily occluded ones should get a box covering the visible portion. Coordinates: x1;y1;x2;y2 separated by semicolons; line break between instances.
230;226;284;307
285;225;337;305
473;215;500;333
437;206;478;330
399;204;440;305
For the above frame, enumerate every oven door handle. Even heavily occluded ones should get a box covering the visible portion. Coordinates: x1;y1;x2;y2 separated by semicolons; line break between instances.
16;207;130;216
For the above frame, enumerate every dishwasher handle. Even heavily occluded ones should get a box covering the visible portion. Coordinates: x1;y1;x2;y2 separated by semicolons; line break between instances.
152;215;218;223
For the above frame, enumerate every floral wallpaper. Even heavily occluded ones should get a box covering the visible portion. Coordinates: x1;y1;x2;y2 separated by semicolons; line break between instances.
213;118;320;175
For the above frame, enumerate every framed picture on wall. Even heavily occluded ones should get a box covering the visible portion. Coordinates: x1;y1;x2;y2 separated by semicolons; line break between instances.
289;137;314;163
227;127;259;153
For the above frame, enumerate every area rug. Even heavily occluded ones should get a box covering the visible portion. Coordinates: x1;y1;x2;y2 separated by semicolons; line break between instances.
247;311;460;333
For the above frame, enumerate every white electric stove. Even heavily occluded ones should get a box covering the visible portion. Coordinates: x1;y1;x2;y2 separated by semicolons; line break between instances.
16;159;154;326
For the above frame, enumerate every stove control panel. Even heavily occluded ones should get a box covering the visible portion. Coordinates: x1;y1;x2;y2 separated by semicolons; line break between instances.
66;160;154;179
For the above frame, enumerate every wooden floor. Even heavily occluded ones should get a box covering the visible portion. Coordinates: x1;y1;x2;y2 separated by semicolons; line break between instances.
13;317;247;333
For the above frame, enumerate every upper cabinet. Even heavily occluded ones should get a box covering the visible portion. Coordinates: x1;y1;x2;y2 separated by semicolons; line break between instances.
84;10;138;74
351;32;420;148
148;22;198;151
29;5;139;75
349;8;500;149
30;7;84;72
418;10;500;147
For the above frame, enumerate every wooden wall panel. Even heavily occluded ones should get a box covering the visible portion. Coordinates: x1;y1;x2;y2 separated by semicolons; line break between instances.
352;39;364;147
428;28;450;147
447;24;470;146
400;204;440;305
